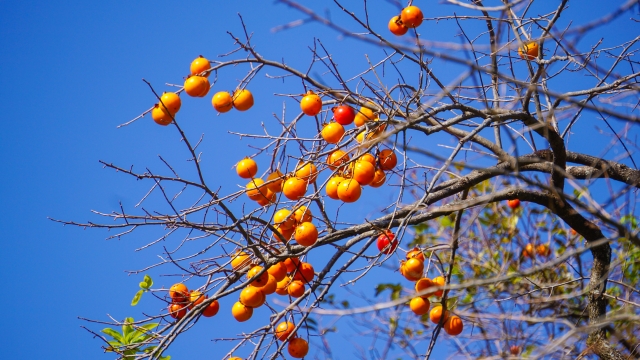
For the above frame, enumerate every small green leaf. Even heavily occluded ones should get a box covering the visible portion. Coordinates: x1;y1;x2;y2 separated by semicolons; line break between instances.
101;328;124;344
131;290;144;306
122;317;134;343
129;323;160;344
143;274;153;289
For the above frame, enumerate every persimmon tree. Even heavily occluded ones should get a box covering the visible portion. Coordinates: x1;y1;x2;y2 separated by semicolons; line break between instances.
58;1;640;359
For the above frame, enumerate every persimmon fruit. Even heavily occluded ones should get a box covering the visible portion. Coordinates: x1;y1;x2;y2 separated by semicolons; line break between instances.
288;337;309;358
201;299;220;317
236;158;258;179
401;6;423;28
337;179;361;203
389;16;408;36
294;222;318;247
239;286;266;308
190;55;211;77
275;321;296;341
332;105;355;125
444;315;464;335
376;230;398;254
283;177;308;201
518;41;539;60
169;283;189;302
300;90;322;116
378;149;398;170
321;122;345;144
231;301;253;322
212;91;233;113
232;89;254;111
160;92;181;114
409;297;430;315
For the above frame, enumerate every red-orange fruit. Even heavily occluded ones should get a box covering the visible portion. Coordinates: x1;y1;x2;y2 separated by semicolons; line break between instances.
430;305;450;324
327;150;350;170
294;222;318;247
239;286;266;308
292;262;315;283
268;262;288;282
160;92;181;114
444;315;464;335
300;90;322;116
287;280;306;298
432;276;446;297
295;162;319;183
369;168;386;188
202;299;220;317
190;55;211;77
282;177;308;201
293;206;312;223
169;283;189;302
266;170;285;193
415;278;435;298
326;176;345;200
402;258;424;280
337;179;362;203
378;149;398;170
236;158;258;179
275;321;296;341
231;301;253;322
151;104;173;126
283;257;301;273
247;265;269;287
389;16;409;36
168;303;187;320
401;6;424;28
183;75;210;97
409;297;430;315
288;337;309;358
321;122;345;144
352;160;376;186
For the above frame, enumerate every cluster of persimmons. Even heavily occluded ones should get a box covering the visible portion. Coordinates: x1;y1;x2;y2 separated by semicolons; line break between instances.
378;231;464;336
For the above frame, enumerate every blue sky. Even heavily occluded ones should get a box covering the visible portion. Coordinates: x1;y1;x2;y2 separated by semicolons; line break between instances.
0;1;636;359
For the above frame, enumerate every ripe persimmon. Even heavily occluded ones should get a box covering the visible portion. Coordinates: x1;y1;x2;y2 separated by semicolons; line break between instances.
325;176;345;200
169;283;189;302
282;177;308;201
236;158;258;179
444;315;464;335
151;104;173;126
410;296;430;315
378;149;398;170
266;170;285;193
201;299;220;317
407;247;425;262
229;357;242;360
358;153;377;166
246;178;270;201
212;91;233;113
168;303;187;320
300;90;322;116
189;290;205;309
275;276;291;295
537;244;551;257
273;224;294;243
275;321;296;341
274;208;296;230
231;301;253;322
354;106;375;127
267;262;288;282
389;16;408;36
337;179;362;203
327;150;350;170
239;286;266;308
255;190;276;206
507;199;520;209
402;258;424;280
288;337;309;358
523;243;535;258
183;75;209;97
295;222;318;247
510;345;521;355
332;105;356;125
247;265;269;287
292;262;315;283
407;246;424;261
432;276;446;297
283;257;301;273
401;6;423;28
400;263;421;281
518;41;539;60
376;230;397;254
293;206;312;223
231;251;252;272
232;89;254;111
429;305;450;324
160;92;181;114
295;162;319;183
415;278;435;298
190;55;211;77
352;160;376;186
258;273;277;295
287;280;305;298
321;122;345;144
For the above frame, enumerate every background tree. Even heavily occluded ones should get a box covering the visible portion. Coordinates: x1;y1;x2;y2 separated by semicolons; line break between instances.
58;1;640;359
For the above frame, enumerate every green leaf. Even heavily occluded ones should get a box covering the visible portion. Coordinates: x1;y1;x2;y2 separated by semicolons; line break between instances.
101;328;124;344
122;317;134;343
131;289;144;306
129;323;160;344
142;274;153;289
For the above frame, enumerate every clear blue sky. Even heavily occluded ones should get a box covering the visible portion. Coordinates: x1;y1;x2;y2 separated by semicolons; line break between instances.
0;1;635;359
